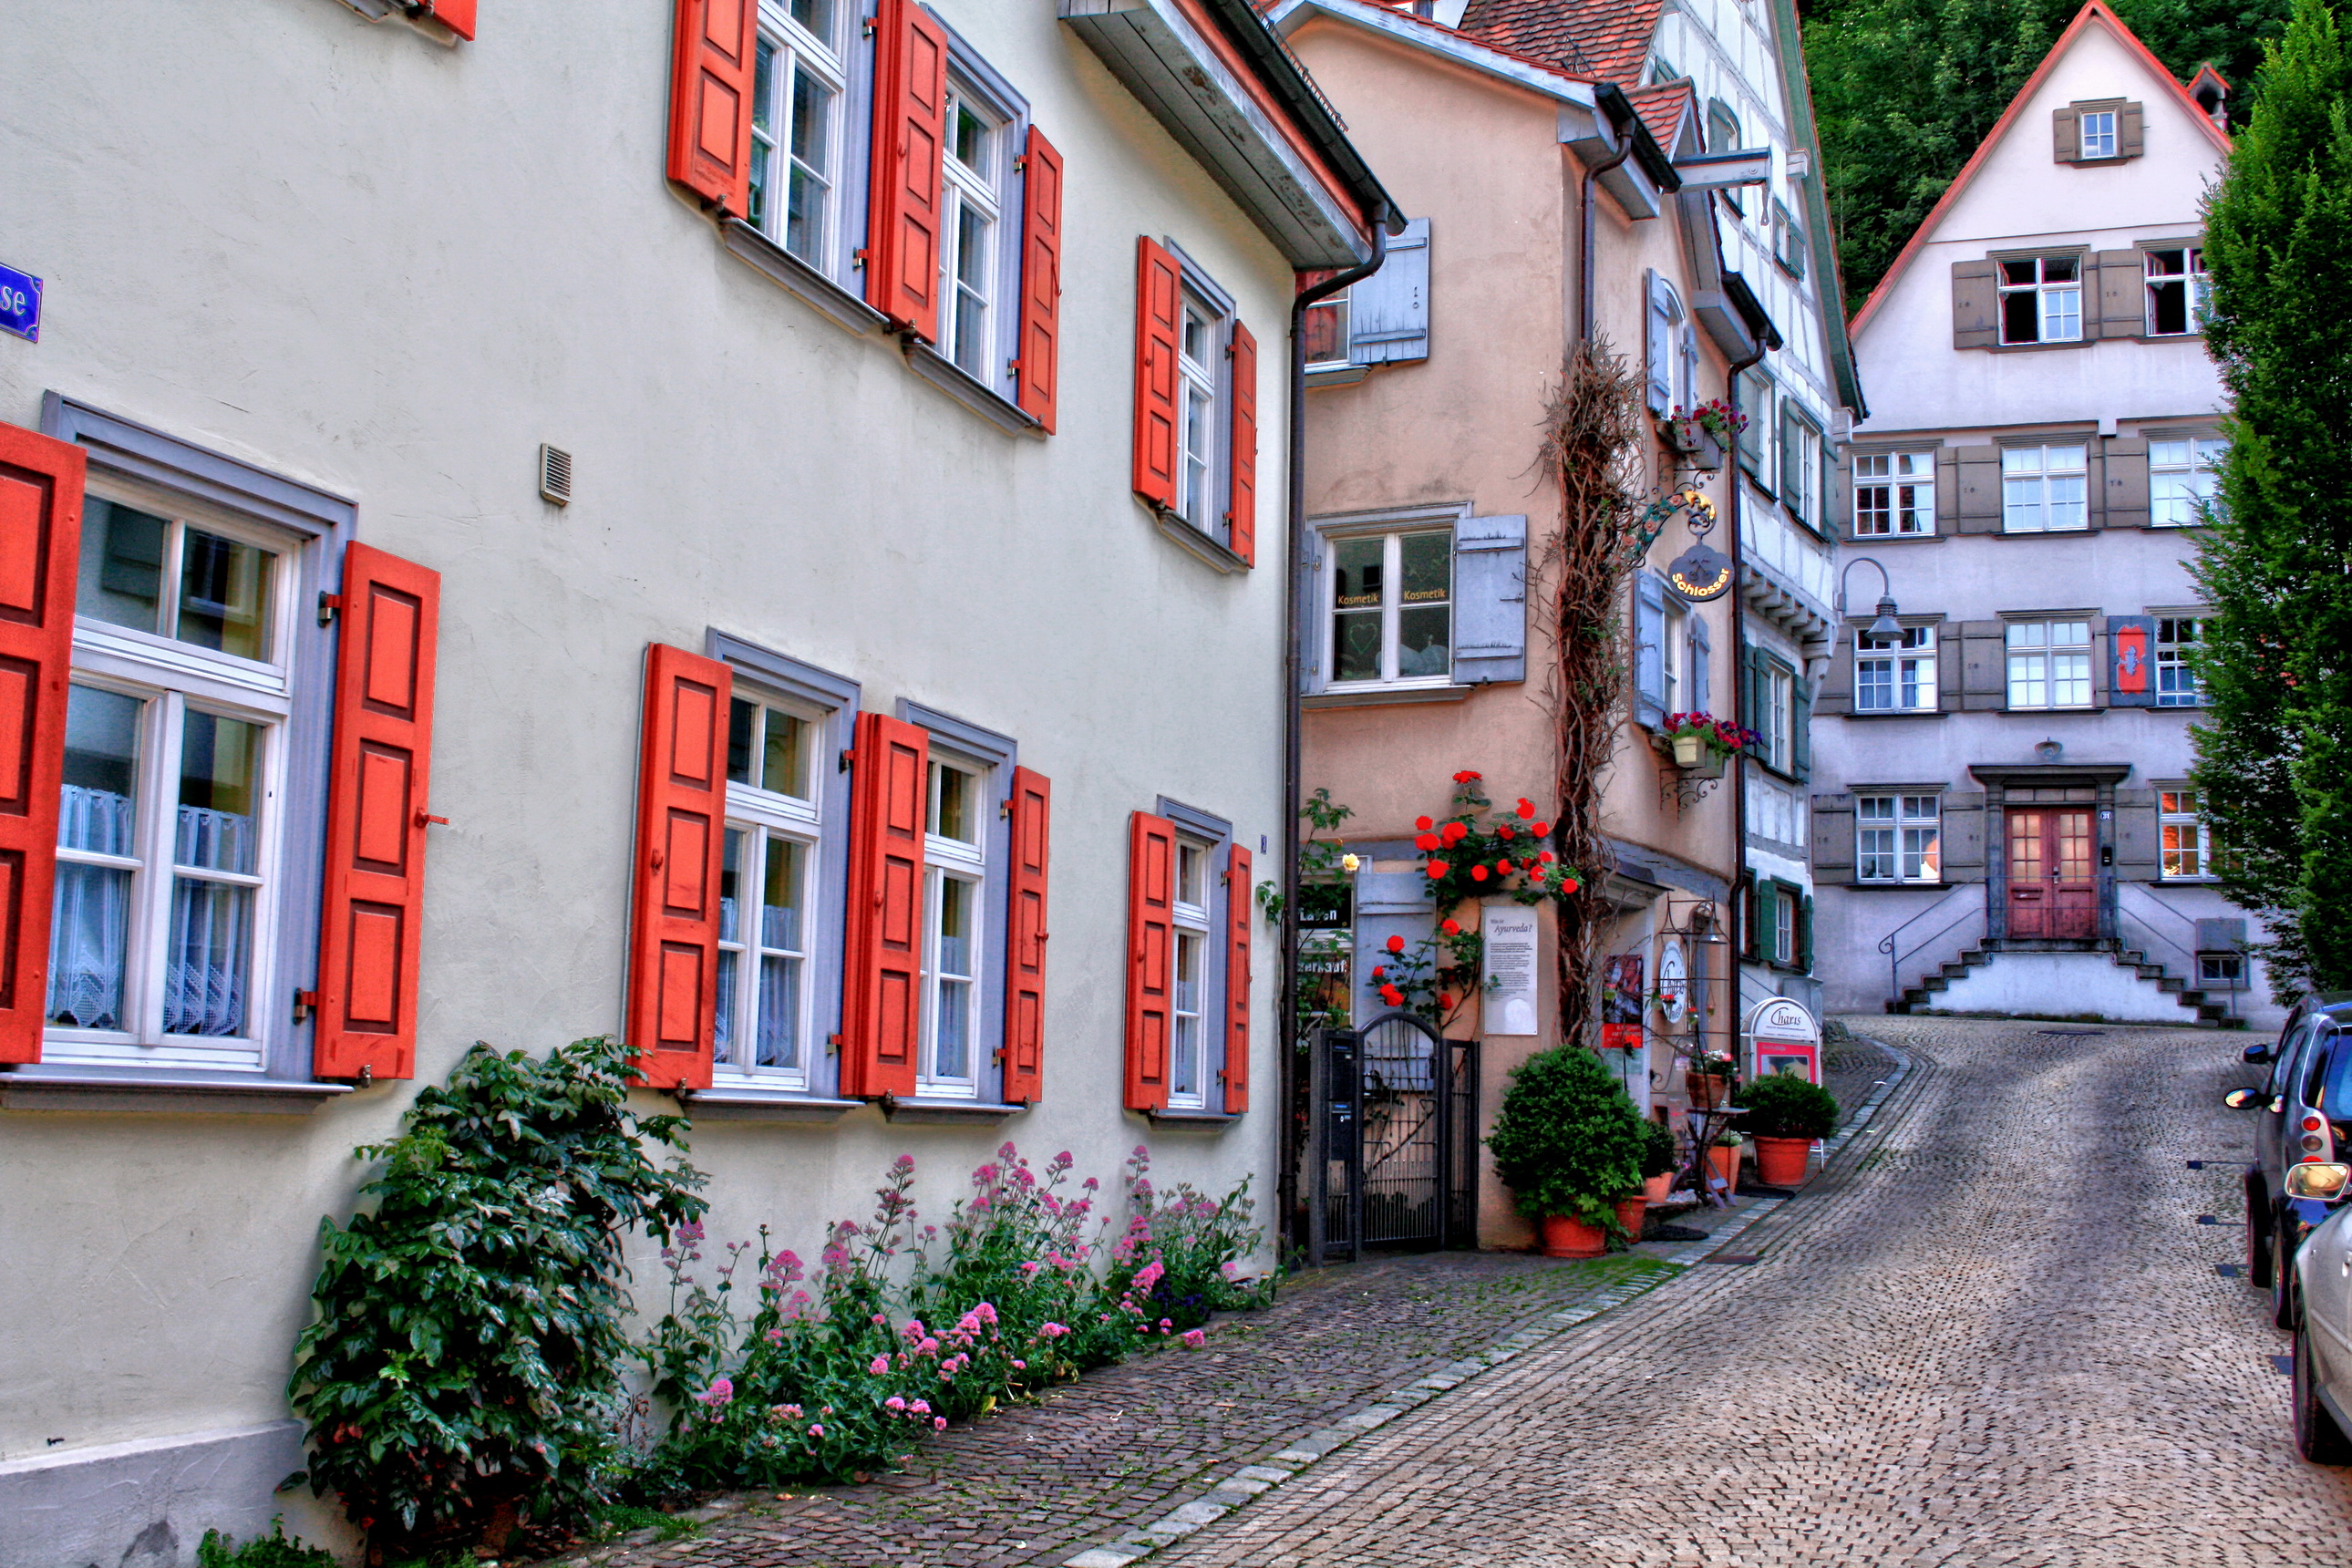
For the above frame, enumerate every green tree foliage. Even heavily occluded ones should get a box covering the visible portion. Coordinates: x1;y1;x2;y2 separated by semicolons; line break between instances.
1805;0;2292;312
2190;0;2352;995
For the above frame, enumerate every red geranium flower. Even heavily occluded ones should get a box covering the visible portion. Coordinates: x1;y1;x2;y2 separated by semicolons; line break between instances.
1415;815;1435;831
1379;984;1404;1006
1539;851;1556;863
1415;833;1441;852
1385;934;1407;954
1440;918;1460;935
1470;865;1490;882
1498;824;1514;840
1441;821;1469;844
1532;821;1551;836
1370;965;1386;979
1561;877;1581;893
1495;860;1511;874
1426;860;1449;879
1452;769;1481;783
1515;799;1535;819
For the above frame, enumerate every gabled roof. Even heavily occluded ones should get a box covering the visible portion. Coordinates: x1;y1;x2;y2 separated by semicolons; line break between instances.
1848;0;2233;336
1627;79;1695;155
1456;0;1661;86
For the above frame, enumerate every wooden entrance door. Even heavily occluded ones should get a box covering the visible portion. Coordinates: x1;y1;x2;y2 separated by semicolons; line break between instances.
2006;810;2097;938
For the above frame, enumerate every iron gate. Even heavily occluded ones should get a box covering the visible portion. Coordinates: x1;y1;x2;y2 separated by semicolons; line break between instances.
1310;1012;1479;1263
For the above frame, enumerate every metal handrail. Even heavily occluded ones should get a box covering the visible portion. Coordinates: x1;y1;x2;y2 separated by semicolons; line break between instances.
2118;883;2233;1020
1876;884;1982;1005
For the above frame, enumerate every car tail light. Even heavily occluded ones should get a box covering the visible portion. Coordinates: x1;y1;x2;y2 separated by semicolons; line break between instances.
2304;1116;2324;1132
2303;1134;2328;1152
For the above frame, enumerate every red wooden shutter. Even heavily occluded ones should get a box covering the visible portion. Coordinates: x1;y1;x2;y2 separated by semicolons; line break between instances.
314;543;442;1082
1132;238;1181;509
864;0;948;341
1124;811;1175;1110
666;0;758;216
624;643;730;1092
0;427;85;1067
428;0;477;39
1002;765;1050;1105
1015;127;1065;431
1222;842;1252;1113
841;711;926;1098
1226;320;1259;565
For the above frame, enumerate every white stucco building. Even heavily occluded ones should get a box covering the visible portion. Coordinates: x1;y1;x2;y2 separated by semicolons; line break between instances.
0;1;1397;1560
1810;1;2275;1028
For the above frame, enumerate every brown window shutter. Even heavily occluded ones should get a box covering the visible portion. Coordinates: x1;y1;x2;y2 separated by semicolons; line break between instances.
1954;445;2001;532
1958;622;2006;711
1943;792;1988;879
1938;623;1964;707
1951;261;1998;349
2052;105;2081;162
1811;795;1855;876
2103;437;2151;529
2120;102;2145;158
1935;448;1960;529
2093;250;2144;338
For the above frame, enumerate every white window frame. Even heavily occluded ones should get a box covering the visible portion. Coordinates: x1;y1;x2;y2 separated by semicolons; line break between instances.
1325;525;1455;690
1661;599;1686;715
715;691;826;1088
1772;888;1796;965
2151;437;2224;528
2144;247;2210;335
1303;283;1351;372
1997;255;2083;346
1856;794;1942;883
1176;290;1222;531
917;752;988;1099
1765;664;1794;772
2001;444;2089;533
48;488;303;1072
748;0;850;271
1853;451;1934;536
2156;615;2202;707
936;77;1007;382
2006;619;2093;709
1167;838;1212;1110
2079;108;2118;160
2160;788;2212;880
1855;624;1936;714
1780;414;1821;531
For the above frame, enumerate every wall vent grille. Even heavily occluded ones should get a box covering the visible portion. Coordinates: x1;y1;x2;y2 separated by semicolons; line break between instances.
538;443;573;506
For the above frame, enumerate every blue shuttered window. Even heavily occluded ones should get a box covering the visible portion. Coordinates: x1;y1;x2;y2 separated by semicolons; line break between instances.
1348;218;1430;366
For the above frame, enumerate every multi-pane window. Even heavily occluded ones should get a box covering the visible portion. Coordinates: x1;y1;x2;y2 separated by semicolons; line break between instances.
1772;888;1797;965
49;498;295;1068
920;758;985;1097
2006;621;2092;708
2161;789;2211;879
2151;438;2224;527
715;696;820;1084
1330;530;1451;686
2001;444;2089;532
1764;664;1794;772
1779;411;1820;529
1302;283;1350;368
1660;603;1685;715
1177;295;1221;529
2156;617;2202;706
2079;109;2118;160
1168;840;1212;1110
1856;625;1936;713
748;0;847;267
936;83;1004;379
1857;795;1942;882
1998;255;2082;345
1853;451;1934;536
2145;248;2210;335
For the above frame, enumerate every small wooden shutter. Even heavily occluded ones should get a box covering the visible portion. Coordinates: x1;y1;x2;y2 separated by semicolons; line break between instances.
1348;217;1430;366
1944;791;1988;879
2093;250;2144;339
1123;811;1175;1111
1799;894;1815;973
1227;320;1259;565
1954;445;2001;533
2104;437;2151;528
1633;574;1666;727
1690;613;1711;716
625;644;730;1092
1778;407;1804;506
1811;795;1855;876
2109;614;2158;707
2052;105;2081;163
0;427;86;1066
428;0;477;38
665;0;758;216
1002;765;1050;1105
2114;788;2161;880
1951;261;1998;349
1222;842;1252;1113
1934;448;1960;528
841;710;927;1099
2120;102;2145;158
1015;127;1065;430
1644;271;1673;414
315;544;442;1082
864;0;948;340
1131;238;1181;510
1958;621;2006;711
1792;675;1812;781
1453;514;1528;685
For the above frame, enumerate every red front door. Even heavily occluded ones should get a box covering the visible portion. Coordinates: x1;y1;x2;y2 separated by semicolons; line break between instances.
2006;810;2097;938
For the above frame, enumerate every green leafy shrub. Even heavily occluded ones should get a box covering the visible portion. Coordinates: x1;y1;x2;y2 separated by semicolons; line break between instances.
1485;1046;1646;1222
1738;1074;1841;1141
290;1036;707;1555
1638;1119;1678;1181
196;1522;337;1568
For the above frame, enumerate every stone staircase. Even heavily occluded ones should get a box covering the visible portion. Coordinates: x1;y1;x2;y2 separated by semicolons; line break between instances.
1890;941;2243;1026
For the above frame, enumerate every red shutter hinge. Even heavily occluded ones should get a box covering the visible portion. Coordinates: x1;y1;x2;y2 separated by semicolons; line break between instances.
416;811;449;829
861;15;876;36
852;249;869;271
1014;155;1027;173
826;1032;843;1057
293;989;319;1024
840;748;854;772
999;798;1013;820
317;592;345;627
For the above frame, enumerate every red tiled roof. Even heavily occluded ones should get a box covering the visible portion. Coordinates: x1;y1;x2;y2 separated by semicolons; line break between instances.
1456;0;1662;86
1626;79;1693;152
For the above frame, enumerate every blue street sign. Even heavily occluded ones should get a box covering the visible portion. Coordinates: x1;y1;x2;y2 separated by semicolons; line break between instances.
0;264;42;344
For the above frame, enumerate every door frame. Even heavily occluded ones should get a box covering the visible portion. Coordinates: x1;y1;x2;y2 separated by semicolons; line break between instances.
1970;763;2130;944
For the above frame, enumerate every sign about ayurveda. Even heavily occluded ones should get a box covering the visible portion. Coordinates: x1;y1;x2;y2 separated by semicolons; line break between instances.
1482;903;1539;1036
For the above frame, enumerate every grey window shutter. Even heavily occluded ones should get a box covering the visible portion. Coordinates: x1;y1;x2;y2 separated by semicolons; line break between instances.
1452;513;1528;685
1634;574;1666;727
1790;213;1809;281
1298;537;1327;694
2093;249;2144;339
1821;439;1840;535
1690;613;1711;716
1779;407;1803;503
1743;642;1764;734
1955;445;2001;533
1811;794;1855;875
2103;437;2151;528
1959;621;2006;710
1951;261;1998;349
1799;894;1815;973
2084;444;2108;531
1644;271;1673;414
2053;105;2081;162
1818;626;1853;717
1935;447;1960;529
1739;373;1769;477
2108;614;2158;707
2120;102;2145;158
1943;791;1987;879
2114;788;2160;880
1348;217;1430;366
1792;673;1813;781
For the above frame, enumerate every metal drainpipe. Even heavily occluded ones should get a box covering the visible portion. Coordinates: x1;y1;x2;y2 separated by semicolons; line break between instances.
1579;112;1635;345
1281;222;1388;1258
1722;336;1769;1068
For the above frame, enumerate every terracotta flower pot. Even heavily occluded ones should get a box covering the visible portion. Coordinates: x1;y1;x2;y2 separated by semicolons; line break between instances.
1707;1143;1740;1193
1753;1135;1813;1188
1644;1170;1676;1204
1614;1194;1647;1240
1536;1212;1608;1259
1686;1071;1731;1109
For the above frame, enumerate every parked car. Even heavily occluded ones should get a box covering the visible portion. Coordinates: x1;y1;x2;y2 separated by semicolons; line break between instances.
2225;994;2352;1327
2289;1162;2352;1462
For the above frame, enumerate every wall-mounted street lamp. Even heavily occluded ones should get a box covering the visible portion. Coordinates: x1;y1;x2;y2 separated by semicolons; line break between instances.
1837;556;1903;638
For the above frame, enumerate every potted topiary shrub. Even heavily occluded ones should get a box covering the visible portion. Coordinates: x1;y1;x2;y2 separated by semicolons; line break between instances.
1487;1045;1648;1258
1640;1119;1679;1204
1738;1073;1841;1186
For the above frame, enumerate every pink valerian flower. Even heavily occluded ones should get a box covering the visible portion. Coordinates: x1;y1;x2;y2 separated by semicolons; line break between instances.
779;1403;803;1419
696;1377;734;1408
809;1423;825;1438
869;1356;891;1375
1181;1328;1206;1349
1011;1358;1027;1370
1039;1322;1070;1339
885;1396;907;1412
910;1399;932;1415
934;1417;948;1430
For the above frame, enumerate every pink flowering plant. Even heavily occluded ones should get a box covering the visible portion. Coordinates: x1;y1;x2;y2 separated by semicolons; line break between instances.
1659;712;1762;759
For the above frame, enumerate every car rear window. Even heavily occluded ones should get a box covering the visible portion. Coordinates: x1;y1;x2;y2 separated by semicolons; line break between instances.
2311;1030;2352;1111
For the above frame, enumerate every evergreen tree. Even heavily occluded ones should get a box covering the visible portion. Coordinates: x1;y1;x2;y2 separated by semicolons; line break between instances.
2190;0;2352;996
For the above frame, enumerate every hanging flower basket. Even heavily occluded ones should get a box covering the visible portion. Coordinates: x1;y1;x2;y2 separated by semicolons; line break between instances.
1656;713;1755;778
